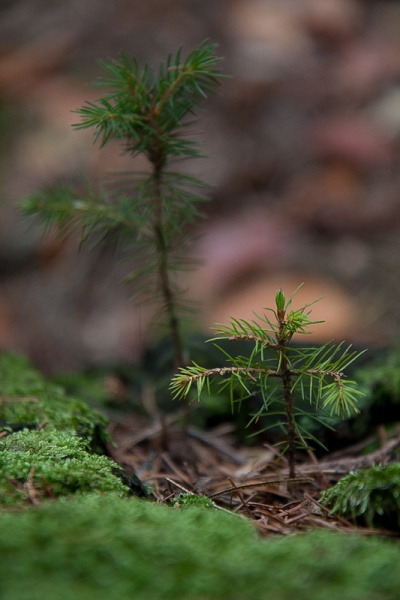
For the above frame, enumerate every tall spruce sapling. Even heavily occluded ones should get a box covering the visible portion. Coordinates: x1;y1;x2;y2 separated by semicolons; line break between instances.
171;285;366;477
20;40;226;369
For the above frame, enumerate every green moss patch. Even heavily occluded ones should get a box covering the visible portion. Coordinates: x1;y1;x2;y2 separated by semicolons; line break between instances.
0;353;135;507
321;463;400;529
0;353;109;450
0;493;399;600
0;429;129;505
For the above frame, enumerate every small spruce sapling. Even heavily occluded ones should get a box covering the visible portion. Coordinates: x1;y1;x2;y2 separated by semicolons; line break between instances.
20;41;226;369
170;285;365;477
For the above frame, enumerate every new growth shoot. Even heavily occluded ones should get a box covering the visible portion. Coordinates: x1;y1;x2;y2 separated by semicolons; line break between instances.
171;285;365;477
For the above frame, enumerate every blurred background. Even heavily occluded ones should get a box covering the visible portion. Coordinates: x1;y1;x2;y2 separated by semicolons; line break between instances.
1;0;400;373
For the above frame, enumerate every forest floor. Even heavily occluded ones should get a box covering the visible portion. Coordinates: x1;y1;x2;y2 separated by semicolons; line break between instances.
2;0;400;538
107;406;400;537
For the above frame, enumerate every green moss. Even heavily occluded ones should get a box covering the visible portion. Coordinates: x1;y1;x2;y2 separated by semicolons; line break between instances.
0;429;129;505
173;492;215;509
0;353;153;506
320;463;400;529
355;348;400;403
0;353;110;451
0;493;399;600
51;369;112;404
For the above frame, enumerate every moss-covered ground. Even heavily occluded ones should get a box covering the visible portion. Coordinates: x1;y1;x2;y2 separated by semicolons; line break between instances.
1;493;400;600
1;351;400;599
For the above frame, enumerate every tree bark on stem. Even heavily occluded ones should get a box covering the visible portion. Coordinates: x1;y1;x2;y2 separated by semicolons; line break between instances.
277;310;297;478
281;364;297;479
152;162;185;369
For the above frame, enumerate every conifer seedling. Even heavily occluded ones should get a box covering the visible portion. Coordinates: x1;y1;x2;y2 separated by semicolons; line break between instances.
170;285;366;477
20;40;226;369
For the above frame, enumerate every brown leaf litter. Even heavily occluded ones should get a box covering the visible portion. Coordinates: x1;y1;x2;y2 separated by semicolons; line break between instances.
108;411;400;538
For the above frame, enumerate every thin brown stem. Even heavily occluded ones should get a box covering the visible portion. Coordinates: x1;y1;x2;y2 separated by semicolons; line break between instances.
277;311;297;479
281;363;297;479
152;160;185;369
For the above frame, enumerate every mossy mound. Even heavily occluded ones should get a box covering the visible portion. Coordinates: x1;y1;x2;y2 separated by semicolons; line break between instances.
0;353;109;451
0;493;399;600
321;463;400;529
0;429;129;506
0;353;140;507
